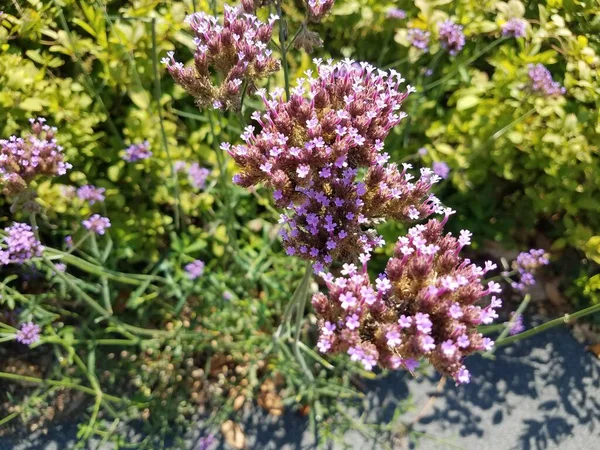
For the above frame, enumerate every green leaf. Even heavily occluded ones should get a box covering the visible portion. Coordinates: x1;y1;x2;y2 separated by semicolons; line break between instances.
456;95;479;110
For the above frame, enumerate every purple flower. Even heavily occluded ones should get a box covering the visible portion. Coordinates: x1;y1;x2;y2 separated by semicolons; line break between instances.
502;18;526;38
432;161;450;179
387;8;406;19
123;141;152;162
0;118;71;196
312;210;501;384
185;259;205;280
417;147;428;156
16;322;41;346
0;223;43;264
228;59;440;269
528;64;566;96
509;248;549;292
164;6;280;111
408;28;430;51
77;185;106;205
438;20;465;55
189;163;210;189
82;214;111;235
305;0;335;22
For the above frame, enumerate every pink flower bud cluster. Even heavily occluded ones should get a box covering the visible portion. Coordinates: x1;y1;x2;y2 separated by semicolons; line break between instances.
82;214;111;235
0;118;71;196
0;222;44;265
123;141;152;162
312;212;501;384
77;185;106;205
163;5;280;111
305;0;335;22
16;321;41;346
240;0;270;13
227;59;442;270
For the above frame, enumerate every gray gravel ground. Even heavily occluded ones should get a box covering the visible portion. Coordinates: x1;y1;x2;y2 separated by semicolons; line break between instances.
2;321;599;450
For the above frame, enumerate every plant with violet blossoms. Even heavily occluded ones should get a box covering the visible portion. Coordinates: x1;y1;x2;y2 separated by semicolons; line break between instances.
312;211;500;384
0;118;71;206
226;59;442;271
164;5;280;111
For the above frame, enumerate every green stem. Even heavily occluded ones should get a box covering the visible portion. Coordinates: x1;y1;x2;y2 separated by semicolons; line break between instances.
495;302;600;348
53;3;124;146
423;37;507;92
0;371;123;403
293;263;314;381
484;294;530;358
274;262;313;339
275;2;290;100
151;18;182;230
45;248;166;287
89;234;113;314
208;110;239;257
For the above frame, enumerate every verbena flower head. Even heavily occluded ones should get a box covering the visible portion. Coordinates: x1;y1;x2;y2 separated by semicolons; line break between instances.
408;28;430;52
0;223;43;265
77;185;106;205
312;211;501;384
510;248;549;291
502;18;526;37
240;0;270;13
123;141;152;162
185;259;205;280
82;214;111;235
305;0;335;22
0;118;71;196
438;20;465;56
189;163;211;189
16;321;41;346
433;161;450;179
528;64;566;96
164;5;280;111
387;8;406;19
227;59;441;269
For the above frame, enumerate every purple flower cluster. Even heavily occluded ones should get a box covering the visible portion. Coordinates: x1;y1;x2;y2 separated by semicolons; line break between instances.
16;321;41;346
432;161;450;179
510;248;549;291
77;185;106;205
0;118;71;196
408;28;430;52
82;214;111;235
386;8;406;20
227;59;442;270
189;163;211;189
438;20;465;56
123;141;152;162
305;0;335;22
312;211;501;384
528;64;566;96
502;18;527;38
240;0;269;13
0;223;43;265
185;259;205;280
164;5;280;111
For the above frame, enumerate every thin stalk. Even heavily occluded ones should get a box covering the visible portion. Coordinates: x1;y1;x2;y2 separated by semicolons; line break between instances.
484;294;531;358
152;18;182;229
0;371;123;403
52;3;123;146
208;110;239;256
293;266;314;380
274;262;313;339
275;2;290;100
494;302;600;348
423;38;507;92
45;248;167;287
89;234;113;314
